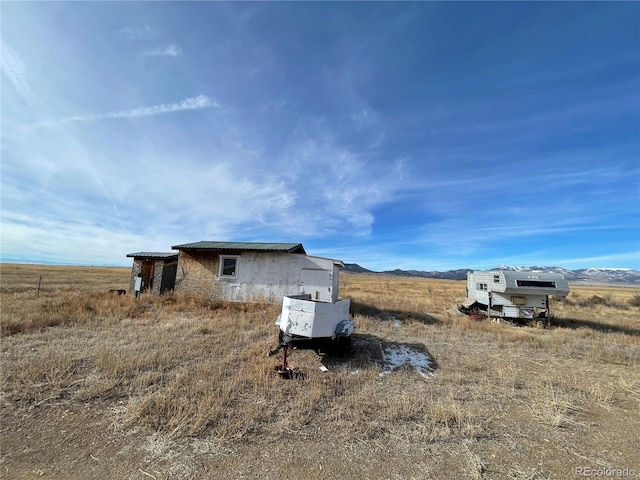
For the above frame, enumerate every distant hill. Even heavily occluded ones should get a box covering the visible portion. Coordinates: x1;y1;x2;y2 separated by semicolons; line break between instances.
343;263;375;274
380;268;472;280
343;264;470;280
343;263;640;285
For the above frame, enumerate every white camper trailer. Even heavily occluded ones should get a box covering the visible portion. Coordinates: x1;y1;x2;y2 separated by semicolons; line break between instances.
460;270;569;324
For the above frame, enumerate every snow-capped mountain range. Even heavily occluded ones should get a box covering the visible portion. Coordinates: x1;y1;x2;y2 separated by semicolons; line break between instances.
495;265;640;285
343;264;640;285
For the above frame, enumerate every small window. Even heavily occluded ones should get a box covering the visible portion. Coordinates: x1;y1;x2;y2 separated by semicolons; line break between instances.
493;275;500;283
516;280;556;288
476;283;488;291
219;256;238;278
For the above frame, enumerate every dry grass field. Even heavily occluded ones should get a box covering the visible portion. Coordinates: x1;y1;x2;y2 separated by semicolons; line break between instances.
1;263;639;479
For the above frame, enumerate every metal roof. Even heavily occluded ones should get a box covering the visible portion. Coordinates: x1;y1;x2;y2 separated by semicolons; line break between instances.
126;252;179;259
478;270;567;281
171;241;306;254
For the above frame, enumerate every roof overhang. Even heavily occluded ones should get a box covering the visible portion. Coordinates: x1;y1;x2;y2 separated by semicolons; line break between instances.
171;241;306;254
126;252;179;260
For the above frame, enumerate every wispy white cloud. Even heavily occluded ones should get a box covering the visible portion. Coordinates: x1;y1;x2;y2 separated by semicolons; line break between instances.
417;211;633;256
0;212;167;265
0;40;35;103
38;95;218;125
273;130;405;237
556;252;640;270
119;24;154;40
351;104;378;130
142;44;183;57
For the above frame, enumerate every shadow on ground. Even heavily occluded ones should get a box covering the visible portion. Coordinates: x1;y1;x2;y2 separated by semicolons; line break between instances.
552;316;640;336
352;300;640;337
283;333;438;377
350;300;442;325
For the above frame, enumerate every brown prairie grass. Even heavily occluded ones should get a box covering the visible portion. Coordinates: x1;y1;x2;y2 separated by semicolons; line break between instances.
1;265;639;479
0;262;130;293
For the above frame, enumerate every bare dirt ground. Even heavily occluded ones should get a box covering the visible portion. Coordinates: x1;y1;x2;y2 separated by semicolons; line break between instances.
1;265;639;479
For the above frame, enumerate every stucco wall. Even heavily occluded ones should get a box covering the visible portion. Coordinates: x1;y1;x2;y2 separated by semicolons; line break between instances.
174;251;341;302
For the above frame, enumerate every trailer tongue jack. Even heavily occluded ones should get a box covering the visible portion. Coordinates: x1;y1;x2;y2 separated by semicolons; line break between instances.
268;343;302;379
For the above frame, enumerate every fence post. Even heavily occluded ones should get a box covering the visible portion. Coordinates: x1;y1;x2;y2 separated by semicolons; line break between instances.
37;275;42;296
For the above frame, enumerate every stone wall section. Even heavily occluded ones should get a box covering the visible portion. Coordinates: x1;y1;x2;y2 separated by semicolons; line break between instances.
129;259;143;294
174;251;219;297
151;261;163;296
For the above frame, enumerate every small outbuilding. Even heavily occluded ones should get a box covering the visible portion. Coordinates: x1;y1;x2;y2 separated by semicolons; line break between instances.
171;241;343;303
126;252;179;295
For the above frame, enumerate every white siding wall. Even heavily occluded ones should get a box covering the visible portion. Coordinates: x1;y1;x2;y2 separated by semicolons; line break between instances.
503;306;520;318
467;271;499;304
490;293;547;308
468;290;490;304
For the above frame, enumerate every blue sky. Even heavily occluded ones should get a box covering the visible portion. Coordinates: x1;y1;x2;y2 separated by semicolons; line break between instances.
1;2;639;271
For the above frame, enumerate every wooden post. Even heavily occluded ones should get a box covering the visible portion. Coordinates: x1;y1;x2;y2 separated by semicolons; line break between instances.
37;275;42;296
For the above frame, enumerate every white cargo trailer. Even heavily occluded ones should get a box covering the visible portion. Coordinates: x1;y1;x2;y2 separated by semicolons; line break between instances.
460;270;569;324
276;294;353;341
269;294;354;377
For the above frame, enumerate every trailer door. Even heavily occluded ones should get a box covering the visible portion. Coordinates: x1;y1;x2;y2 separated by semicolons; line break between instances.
301;268;331;302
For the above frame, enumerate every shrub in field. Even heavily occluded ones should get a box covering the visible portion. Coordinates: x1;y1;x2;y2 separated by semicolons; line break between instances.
570;293;629;310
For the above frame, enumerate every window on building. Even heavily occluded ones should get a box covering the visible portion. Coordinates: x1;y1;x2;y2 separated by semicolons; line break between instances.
476;283;488;291
219;256;238;278
493;275;500;283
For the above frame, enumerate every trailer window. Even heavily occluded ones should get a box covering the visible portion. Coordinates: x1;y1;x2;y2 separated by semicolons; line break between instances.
516;280;556;288
476;283;488;291
493;275;500;283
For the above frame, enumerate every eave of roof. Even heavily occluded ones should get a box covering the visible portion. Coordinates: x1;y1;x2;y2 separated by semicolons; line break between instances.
126;252;179;259
170;241;306;254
